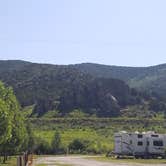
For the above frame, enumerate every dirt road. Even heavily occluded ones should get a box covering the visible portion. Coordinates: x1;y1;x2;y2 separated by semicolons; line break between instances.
34;156;166;166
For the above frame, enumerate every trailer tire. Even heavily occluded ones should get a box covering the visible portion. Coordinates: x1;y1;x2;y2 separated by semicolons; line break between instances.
134;155;140;159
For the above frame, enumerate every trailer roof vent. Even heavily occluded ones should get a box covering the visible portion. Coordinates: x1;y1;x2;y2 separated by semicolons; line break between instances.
120;131;127;133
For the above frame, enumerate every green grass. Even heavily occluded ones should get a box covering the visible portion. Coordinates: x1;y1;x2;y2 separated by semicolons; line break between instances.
31;117;166;154
0;156;17;166
35;128;114;152
92;156;166;164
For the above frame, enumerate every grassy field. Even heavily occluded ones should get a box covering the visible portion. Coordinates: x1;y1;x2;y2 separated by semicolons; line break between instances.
30;117;166;153
91;156;166;164
0;157;17;166
35;128;114;152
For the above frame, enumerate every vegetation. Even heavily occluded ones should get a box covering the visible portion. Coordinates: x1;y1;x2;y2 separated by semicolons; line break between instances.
51;131;62;154
0;60;142;117
25;116;166;155
0;81;36;165
75;63;166;101
0;156;17;166
1;60;166;163
1;60;166;118
0;82;28;163
90;156;166;164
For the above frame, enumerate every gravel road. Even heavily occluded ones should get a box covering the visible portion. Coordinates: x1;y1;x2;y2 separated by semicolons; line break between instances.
34;156;166;166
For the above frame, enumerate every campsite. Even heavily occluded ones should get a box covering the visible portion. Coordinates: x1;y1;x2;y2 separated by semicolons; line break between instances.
1;0;166;165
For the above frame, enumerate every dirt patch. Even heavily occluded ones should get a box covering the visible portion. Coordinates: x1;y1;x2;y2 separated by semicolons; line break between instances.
34;156;166;166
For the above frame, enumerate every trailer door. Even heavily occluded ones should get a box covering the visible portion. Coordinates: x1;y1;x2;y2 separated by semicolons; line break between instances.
114;135;122;154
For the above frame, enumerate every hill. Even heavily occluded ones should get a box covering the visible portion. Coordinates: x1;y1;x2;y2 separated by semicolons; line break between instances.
0;60;139;117
75;63;166;100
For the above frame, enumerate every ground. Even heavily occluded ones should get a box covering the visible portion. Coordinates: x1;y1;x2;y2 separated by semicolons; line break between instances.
34;156;166;166
0;156;16;166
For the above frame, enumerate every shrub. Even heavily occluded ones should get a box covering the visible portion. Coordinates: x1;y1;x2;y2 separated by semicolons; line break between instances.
67;109;89;118
34;137;51;154
51;131;61;154
68;139;90;153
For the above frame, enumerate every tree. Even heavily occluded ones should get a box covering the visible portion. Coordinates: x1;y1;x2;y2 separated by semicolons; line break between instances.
0;82;13;161
26;121;36;153
0;99;12;146
149;98;166;112
51;131;61;154
5;112;28;155
0;82;27;162
68;139;88;153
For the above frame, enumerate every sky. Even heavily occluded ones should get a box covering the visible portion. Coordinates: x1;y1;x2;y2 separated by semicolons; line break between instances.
0;0;166;67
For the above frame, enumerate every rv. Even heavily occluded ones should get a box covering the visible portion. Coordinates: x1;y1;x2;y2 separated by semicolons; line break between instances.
114;131;166;158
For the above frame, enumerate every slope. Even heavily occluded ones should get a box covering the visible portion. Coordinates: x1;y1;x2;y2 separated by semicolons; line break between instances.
75;63;166;99
0;60;138;117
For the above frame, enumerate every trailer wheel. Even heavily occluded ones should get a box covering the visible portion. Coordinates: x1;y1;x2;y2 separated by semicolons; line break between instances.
161;155;166;159
134;155;139;159
116;155;120;159
143;155;150;159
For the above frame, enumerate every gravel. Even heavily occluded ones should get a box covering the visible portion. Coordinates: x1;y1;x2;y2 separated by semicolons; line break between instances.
34;156;166;166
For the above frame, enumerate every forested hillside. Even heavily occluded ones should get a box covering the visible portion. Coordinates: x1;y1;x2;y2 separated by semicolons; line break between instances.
0;60;140;117
75;63;166;100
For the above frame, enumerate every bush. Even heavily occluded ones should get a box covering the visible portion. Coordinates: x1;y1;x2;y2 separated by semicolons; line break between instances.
67;109;89;118
34;137;51;154
51;131;61;154
68;139;90;153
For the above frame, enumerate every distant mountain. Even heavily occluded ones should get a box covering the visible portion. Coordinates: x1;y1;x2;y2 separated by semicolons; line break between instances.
0;60;139;117
75;63;166;100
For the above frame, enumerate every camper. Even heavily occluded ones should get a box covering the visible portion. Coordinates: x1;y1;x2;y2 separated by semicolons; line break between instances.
114;131;166;158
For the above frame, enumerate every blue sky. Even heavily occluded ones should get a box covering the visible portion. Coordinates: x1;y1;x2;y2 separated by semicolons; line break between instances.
0;0;166;66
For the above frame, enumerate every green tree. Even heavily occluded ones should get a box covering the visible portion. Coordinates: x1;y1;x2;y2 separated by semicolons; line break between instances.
26;121;36;153
0;82;27;162
68;139;88;153
51;131;61;154
0;99;12;146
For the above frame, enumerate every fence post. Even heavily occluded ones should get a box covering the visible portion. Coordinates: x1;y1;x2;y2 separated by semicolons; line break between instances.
17;156;22;166
23;154;26;166
25;153;29;166
29;154;33;166
17;152;33;166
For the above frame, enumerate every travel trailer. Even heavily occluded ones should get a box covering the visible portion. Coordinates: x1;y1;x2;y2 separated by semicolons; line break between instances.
114;131;166;158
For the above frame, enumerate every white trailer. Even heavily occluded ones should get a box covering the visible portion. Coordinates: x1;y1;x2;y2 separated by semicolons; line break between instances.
114;131;166;158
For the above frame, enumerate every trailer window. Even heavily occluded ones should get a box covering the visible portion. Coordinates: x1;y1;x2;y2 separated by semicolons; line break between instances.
153;141;163;146
147;141;149;146
138;134;143;138
151;135;159;137
137;141;143;146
